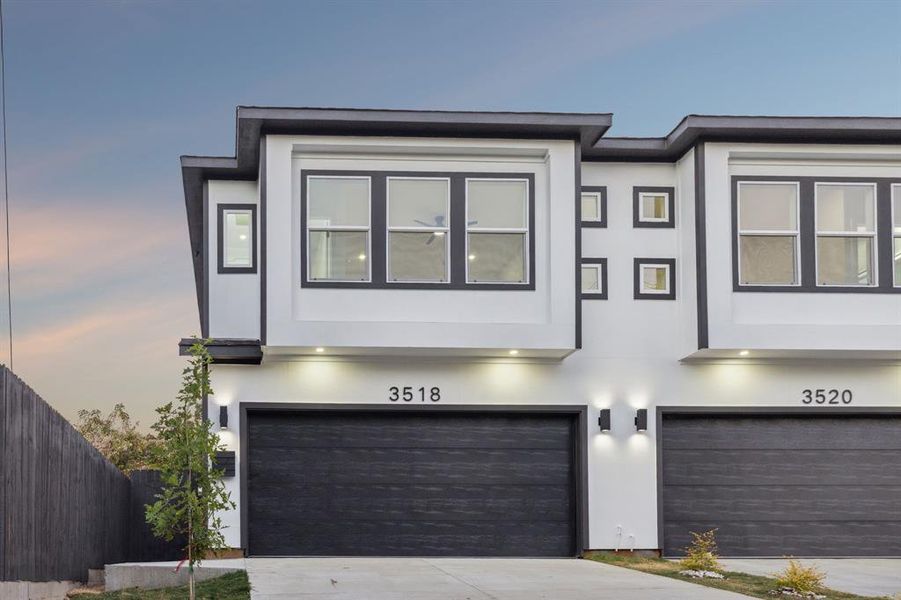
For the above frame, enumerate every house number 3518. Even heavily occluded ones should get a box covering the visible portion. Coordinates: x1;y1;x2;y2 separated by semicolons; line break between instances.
801;389;852;404
388;386;441;402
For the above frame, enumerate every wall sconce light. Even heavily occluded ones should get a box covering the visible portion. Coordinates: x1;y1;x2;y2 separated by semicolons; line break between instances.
219;405;229;430
634;408;647;432
598;409;611;432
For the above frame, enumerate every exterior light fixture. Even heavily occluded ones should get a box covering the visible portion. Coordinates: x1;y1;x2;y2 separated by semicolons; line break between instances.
468;254;476;261
739;350;750;356
357;253;367;261
634;408;648;432
219;405;229;430
508;349;519;356
315;347;325;353
598;409;611;432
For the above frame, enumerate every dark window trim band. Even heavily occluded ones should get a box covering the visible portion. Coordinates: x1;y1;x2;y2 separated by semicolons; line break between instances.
634;257;677;300
580;186;607;228
300;169;536;291
580;258;607;300
217;203;258;274
731;175;901;294
633;186;676;228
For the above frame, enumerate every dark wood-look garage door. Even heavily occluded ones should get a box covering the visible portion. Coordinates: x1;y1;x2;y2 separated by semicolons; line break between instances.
661;414;901;557
246;410;578;557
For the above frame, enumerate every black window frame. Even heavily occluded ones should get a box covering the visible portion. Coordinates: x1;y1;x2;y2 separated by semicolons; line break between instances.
300;170;536;290
580;258;607;300
731;175;901;294
633;186;675;228
580;186;607;228
217;203;257;274
634;257;676;300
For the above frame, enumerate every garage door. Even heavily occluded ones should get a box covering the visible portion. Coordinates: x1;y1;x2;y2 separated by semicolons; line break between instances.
246;409;579;556
661;413;901;556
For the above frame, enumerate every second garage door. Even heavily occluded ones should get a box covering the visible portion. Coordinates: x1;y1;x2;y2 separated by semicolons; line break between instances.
246;409;579;557
661;413;901;556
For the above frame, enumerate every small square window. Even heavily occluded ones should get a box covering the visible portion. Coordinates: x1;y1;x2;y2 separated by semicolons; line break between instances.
634;258;676;300
581;186;607;227
218;204;256;274
633;187;675;228
581;258;607;299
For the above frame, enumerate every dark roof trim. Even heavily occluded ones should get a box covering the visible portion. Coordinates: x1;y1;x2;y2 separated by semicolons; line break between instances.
178;338;263;365
587;115;901;161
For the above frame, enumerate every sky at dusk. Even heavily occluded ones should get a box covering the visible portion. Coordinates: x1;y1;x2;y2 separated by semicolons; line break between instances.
2;0;900;428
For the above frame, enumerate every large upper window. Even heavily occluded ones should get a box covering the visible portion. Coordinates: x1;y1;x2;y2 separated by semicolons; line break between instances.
737;182;800;286
387;177;450;282
466;179;529;284
815;183;876;287
302;171;534;289
306;176;371;282
892;184;900;287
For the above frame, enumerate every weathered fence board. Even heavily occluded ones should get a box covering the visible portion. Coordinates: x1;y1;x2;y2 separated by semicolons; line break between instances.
0;367;131;582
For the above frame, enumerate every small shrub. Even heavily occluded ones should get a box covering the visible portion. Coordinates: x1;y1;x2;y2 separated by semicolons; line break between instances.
774;559;825;594
679;529;723;573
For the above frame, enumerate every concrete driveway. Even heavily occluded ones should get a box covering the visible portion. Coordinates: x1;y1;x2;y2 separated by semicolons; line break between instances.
722;558;901;599
245;557;749;600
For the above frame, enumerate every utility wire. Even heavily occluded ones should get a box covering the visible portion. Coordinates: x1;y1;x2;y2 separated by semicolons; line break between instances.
0;0;12;371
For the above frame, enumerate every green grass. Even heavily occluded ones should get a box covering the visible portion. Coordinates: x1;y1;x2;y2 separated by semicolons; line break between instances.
585;552;889;600
70;571;250;600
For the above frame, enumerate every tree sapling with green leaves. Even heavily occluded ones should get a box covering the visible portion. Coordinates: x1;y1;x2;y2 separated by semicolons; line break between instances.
146;340;235;600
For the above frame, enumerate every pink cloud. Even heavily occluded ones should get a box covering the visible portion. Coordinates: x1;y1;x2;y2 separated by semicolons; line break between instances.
7;202;188;298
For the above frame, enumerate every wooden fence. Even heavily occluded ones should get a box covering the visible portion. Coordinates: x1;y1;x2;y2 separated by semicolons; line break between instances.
0;367;183;582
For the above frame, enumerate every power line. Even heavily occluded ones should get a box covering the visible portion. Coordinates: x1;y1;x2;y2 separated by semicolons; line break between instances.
0;0;12;371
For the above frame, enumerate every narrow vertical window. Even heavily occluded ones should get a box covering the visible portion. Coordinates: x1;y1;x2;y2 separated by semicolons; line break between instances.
387;177;450;282
466;178;529;284
736;182;800;286
306;176;371;282
815;183;877;287
893;184;901;287
218;204;256;274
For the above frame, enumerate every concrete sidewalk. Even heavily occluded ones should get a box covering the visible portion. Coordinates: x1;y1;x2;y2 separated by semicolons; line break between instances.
245;557;750;599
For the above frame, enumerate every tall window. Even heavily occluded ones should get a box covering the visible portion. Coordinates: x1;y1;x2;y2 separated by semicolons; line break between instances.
219;205;256;273
466;178;529;284
737;182;800;286
893;184;901;287
307;176;371;282
387;177;450;282
815;183;877;286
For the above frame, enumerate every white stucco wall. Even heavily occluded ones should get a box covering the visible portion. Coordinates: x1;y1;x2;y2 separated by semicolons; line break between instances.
207;180;260;339
704;142;901;353
205;145;901;552
263;135;577;355
210;357;901;550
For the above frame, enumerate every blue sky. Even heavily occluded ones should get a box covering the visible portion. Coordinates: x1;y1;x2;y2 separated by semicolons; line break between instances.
4;0;900;426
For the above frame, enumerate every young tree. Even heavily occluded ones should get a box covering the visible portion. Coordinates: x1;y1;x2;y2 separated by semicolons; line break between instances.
75;403;160;474
146;340;234;600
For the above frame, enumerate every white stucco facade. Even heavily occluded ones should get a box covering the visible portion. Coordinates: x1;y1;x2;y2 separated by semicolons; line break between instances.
186;110;901;555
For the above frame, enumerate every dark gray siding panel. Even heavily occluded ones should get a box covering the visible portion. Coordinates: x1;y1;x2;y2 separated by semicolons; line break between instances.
246;411;577;557
661;414;901;556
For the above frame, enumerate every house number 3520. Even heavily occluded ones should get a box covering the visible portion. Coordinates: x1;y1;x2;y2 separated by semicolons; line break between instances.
801;389;852;404
388;386;441;402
